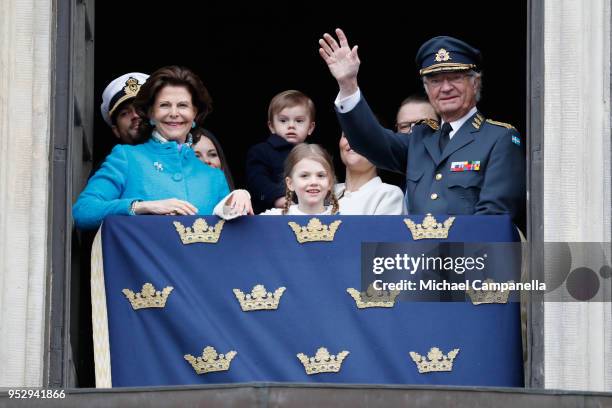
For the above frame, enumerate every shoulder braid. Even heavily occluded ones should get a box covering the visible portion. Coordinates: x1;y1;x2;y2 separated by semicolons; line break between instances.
485;119;516;130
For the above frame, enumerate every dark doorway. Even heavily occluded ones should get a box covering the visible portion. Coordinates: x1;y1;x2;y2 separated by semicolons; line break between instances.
93;1;527;187
71;0;527;387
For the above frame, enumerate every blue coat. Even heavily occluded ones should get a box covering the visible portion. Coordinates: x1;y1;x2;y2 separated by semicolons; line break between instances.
245;134;294;213
73;138;230;230
337;97;525;222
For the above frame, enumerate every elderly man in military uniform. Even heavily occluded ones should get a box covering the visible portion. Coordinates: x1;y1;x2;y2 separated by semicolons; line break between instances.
318;30;525;222
100;72;149;144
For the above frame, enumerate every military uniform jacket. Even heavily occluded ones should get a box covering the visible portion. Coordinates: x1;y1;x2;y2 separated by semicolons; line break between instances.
337;97;525;222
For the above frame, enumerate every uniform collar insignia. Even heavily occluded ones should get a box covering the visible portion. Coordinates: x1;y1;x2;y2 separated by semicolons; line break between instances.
471;112;484;129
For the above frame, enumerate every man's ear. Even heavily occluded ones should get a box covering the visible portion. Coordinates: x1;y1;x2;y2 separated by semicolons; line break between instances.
111;126;121;139
307;121;316;135
473;75;482;93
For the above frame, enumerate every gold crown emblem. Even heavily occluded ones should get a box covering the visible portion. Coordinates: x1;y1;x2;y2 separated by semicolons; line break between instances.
122;283;173;310
288;218;342;243
297;347;350;375
347;284;400;309
466;279;513;305
409;347;460;373
435;48;452;62
233;284;286;311
404;214;455;240
184;346;237;375
173;218;225;244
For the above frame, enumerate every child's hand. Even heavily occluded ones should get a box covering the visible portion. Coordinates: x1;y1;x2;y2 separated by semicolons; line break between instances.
274;196;287;208
226;190;254;216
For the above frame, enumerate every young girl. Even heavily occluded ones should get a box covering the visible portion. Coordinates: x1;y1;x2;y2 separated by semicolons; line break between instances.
214;143;339;218
266;143;339;215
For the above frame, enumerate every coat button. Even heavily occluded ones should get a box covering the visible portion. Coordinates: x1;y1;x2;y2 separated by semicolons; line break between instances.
431;193;438;200
435;173;443;181
172;173;183;182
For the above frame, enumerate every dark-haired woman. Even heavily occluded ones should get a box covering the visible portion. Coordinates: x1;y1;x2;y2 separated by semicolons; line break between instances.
192;127;234;190
73;66;251;230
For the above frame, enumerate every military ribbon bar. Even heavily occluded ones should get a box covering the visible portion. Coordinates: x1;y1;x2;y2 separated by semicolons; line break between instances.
450;161;481;172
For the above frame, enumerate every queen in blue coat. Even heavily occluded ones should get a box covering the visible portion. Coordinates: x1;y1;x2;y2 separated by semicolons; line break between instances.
73;66;252;230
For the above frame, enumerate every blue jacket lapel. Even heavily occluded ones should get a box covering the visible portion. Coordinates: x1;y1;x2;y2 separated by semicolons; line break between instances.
423;130;442;165
439;112;481;163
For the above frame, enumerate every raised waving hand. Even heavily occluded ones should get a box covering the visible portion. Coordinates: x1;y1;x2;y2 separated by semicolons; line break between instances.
318;28;360;97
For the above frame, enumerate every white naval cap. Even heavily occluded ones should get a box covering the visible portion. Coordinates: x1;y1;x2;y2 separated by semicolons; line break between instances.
100;72;149;126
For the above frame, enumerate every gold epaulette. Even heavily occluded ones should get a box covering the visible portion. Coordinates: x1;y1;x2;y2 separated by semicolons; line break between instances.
415;118;439;130
485;119;516;130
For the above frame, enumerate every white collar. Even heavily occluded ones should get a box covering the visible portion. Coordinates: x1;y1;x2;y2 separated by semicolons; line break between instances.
151;130;194;147
336;176;382;198
441;106;478;139
288;204;334;215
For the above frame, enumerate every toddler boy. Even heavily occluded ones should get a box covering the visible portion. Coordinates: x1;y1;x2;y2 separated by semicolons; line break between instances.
246;90;316;213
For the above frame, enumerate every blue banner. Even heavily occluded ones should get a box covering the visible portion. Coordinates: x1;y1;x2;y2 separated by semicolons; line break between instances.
100;214;523;387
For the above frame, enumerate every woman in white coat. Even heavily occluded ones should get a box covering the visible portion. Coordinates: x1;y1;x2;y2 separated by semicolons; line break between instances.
335;134;406;215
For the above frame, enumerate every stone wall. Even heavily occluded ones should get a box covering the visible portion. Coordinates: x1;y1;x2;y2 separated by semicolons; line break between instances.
544;0;612;391
0;0;52;387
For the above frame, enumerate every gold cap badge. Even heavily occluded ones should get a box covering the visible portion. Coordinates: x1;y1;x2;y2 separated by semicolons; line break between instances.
434;48;452;62
123;77;141;98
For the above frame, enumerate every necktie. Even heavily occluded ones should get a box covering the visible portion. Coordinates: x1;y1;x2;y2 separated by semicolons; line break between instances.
439;122;453;153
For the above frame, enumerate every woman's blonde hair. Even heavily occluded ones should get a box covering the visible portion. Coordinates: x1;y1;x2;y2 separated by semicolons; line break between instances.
282;143;339;215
